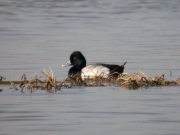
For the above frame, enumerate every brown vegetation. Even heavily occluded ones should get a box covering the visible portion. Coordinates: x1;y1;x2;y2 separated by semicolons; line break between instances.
0;67;180;92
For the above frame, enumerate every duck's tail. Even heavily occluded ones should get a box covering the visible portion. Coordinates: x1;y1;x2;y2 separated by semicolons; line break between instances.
122;61;127;67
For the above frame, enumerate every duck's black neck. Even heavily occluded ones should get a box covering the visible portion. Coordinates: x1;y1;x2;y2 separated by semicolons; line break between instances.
78;60;86;69
76;56;86;70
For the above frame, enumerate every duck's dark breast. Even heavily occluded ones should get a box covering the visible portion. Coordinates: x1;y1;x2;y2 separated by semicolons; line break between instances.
68;67;81;78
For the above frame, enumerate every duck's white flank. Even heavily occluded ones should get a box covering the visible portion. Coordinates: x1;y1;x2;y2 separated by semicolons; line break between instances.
81;63;110;79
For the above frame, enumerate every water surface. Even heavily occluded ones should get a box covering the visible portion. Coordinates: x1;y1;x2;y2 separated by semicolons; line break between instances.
0;0;180;80
1;86;180;135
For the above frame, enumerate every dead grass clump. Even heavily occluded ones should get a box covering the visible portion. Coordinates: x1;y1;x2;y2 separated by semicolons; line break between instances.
1;68;180;92
18;66;72;93
75;69;180;89
116;71;180;89
83;76;106;86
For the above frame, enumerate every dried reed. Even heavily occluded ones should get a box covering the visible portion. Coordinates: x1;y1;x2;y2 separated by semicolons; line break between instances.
1;68;180;92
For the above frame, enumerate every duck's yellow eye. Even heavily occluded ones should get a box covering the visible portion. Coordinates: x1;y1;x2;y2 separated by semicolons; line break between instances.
74;57;76;60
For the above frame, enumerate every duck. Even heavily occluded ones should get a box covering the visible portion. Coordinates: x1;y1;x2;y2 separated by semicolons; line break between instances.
62;51;126;79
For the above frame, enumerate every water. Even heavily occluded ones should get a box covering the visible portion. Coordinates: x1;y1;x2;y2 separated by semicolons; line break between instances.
0;0;180;135
1;86;180;135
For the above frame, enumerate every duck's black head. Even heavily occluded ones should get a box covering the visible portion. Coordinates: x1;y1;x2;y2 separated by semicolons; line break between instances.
62;51;86;78
69;51;86;69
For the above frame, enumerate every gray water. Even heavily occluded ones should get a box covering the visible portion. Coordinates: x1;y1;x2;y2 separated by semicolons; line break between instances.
0;0;180;135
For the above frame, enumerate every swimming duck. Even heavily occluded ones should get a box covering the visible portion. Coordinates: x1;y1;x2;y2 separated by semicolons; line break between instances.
62;51;126;79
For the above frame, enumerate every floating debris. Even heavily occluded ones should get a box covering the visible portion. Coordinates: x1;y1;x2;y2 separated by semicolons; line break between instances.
0;75;6;81
10;81;18;90
81;69;180;89
0;68;180;92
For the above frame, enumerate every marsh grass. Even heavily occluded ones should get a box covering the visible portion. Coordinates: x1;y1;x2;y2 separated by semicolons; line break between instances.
56;68;180;90
1;68;180;92
116;72;178;89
